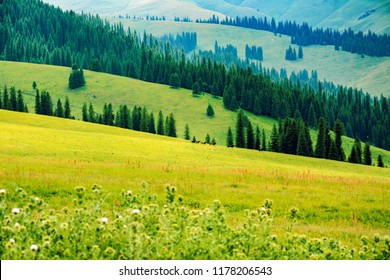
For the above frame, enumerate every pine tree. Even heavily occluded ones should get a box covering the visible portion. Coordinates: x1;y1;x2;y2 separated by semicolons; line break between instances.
246;121;255;149
315;117;326;158
132;106;141;131
149;112;156;134
16;90;25;112
157;110;164;135
235;110;246;148
64;96;71;119
169;73;180;88
363;142;372;166
270;123;279;152
307;104;317;128
377;154;384;168
88;103;95;123
298;46;303;59
32;81;37;90
9;87;17;111
334;119;345;161
140;107;149;132
261;129;267;151
184;123;190;140
35;90;41;114
56;99;64;118
167;113;177;137
205;134;211;144
255;125;261;151
206;103;215;117
82;103;88;121
348;146;359;164
192;82;200;96
227;127;234;147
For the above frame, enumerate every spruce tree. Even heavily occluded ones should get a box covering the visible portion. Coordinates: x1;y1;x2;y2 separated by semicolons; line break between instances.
82;103;88;121
307;104;317;128
255;125;261;151
377;155;384;168
315;117;326;158
348;146;358;164
227;127;234;147
235;110;246;148
64;96;71;119
192;82;200;96
363;142;372;166
9;87;17;111
205;134;211;144
140;107;149;132
206;103;215;117
88;103;95;123
35;90;41;114
270;123;279;152
334;119;345;161
157;110;164;135
261;129;267;151
246;121;255;149
56;99;64;118
149;112;156;134
16;90;25;112
184;124;190;140
167;113;177;138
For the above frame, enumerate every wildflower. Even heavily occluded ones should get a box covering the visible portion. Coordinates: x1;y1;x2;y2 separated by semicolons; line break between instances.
164;204;168;208
30;244;39;251
0;189;6;195
132;209;140;215
117;215;123;219
10;238;15;243
101;217;108;223
14;223;20;228
34;197;40;202
60;223;68;229
261;207;266;212
12;208;21;214
127;190;132;196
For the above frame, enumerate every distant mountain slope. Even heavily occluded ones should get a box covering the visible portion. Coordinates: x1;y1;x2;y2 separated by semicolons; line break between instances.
42;0;389;33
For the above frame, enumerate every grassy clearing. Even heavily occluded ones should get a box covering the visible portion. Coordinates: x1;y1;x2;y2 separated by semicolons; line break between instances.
0;110;389;248
117;19;390;98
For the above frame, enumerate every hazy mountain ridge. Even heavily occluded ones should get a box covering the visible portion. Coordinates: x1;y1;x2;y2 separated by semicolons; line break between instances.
42;0;388;33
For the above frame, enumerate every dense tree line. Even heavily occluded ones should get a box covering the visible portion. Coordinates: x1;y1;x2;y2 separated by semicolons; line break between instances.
1;0;389;150
198;15;390;57
160;32;197;53
82;102;177;138
245;45;263;61
68;64;86;89
0;86;28;113
285;46;303;61
35;90;72;118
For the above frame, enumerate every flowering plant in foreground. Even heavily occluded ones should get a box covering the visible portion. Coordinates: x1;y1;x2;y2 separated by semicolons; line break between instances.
0;184;388;260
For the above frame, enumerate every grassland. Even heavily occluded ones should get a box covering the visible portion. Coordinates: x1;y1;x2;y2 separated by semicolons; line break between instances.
1;110;389;248
117;19;390;98
1;61;389;166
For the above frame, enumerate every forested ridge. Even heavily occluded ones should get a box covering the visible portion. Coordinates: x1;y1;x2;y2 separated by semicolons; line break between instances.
0;0;389;150
197;15;390;57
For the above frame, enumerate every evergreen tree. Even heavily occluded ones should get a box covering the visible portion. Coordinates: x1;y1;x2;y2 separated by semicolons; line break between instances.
246;121;255;149
169;73;180;88
334;119;345;161
32;81;37;90
255;125;261;151
355;138;362;164
307;104;317;128
16;90;25;112
9;87;17;111
348;146;359;164
82;103;88;121
165;116;169;136
261;129;267;151
149;112;156;134
157;110;164;135
140;107;149;132
211;137;217;145
2;86;10;110
64;96;71;119
88;103;95;123
329;139;338;160
206;103;215;117
205;133;211;144
235;110;246;148
363;142;372;166
184;123;190;140
270;123;279;152
192;82;200;96
315;117;326;158
56;99;64;118
298;46;303;59
167;113;177;137
35;90;41;114
132;106;141;131
227;127;234;147
377;154;384;168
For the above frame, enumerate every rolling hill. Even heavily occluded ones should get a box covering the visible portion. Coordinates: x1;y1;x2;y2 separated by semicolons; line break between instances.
1;61;389;165
1;109;389;246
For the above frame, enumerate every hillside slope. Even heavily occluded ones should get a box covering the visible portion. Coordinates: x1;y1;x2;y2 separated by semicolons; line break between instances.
1;109;389;244
1;61;389;164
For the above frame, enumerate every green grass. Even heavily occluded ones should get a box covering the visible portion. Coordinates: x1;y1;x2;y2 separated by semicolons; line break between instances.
0;110;389;247
0;61;388;166
117;19;390;98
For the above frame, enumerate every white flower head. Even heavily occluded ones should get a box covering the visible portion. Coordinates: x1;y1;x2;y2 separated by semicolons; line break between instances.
164;204;168;208
14;223;20;228
132;209;140;215
261;207;266;212
10;238;15;243
101;217;108;223
12;208;21;214
117;215;123;219
127;190;132;196
30;244;39;251
34;197;40;202
0;189;6;195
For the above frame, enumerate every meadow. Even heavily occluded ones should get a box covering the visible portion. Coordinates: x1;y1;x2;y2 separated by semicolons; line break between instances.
118;19;390;98
0;110;389;258
0;61;388;166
